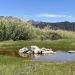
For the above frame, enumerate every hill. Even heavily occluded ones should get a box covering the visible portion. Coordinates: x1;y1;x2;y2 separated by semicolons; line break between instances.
28;20;75;31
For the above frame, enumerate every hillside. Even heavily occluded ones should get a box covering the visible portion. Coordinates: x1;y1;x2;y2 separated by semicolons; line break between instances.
1;16;75;31
28;20;75;31
0;16;75;41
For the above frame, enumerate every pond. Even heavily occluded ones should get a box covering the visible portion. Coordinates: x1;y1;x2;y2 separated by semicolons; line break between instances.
0;50;75;63
32;51;75;63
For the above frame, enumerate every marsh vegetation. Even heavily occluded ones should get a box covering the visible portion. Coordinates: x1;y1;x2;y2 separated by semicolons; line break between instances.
0;55;75;75
0;16;75;75
0;16;75;41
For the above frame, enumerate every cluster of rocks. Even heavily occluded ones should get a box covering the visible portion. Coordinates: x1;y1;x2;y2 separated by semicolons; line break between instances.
19;46;54;57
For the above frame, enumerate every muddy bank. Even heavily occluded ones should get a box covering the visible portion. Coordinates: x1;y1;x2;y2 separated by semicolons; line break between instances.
0;50;20;57
0;49;34;60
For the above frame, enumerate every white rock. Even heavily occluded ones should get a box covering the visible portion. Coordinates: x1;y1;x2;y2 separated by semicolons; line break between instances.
42;50;54;54
19;47;29;57
41;48;54;54
19;47;28;53
30;46;41;54
68;50;75;53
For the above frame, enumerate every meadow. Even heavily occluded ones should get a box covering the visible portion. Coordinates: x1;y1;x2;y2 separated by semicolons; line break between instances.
0;55;75;75
0;17;75;52
0;17;75;75
0;39;75;51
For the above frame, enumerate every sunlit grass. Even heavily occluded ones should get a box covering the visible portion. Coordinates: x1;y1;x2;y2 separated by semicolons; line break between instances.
0;39;75;51
0;55;75;75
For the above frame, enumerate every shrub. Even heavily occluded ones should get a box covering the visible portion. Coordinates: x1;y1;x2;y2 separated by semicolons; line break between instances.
45;32;62;40
40;32;62;40
0;16;75;41
0;16;35;41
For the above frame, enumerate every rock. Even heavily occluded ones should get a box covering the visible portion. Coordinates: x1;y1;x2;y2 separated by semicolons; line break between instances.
26;51;32;54
41;48;47;51
68;50;75;53
30;46;41;54
42;49;54;54
41;48;54;54
19;47;28;53
19;46;54;56
19;47;29;57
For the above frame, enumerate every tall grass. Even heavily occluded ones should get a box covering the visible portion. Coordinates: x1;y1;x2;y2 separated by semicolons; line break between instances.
0;17;36;41
0;16;75;41
38;28;75;39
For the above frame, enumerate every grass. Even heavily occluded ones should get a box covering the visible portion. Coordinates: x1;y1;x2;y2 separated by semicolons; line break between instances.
44;29;75;39
0;39;75;75
0;55;75;75
1;16;75;75
0;39;75;51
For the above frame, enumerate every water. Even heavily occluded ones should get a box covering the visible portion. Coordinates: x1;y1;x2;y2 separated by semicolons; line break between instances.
1;50;75;63
32;51;75;63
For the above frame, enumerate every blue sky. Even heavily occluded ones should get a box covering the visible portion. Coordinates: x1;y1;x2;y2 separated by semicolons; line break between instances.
0;0;75;22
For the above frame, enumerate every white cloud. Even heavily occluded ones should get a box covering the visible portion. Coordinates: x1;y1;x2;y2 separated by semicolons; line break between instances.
37;13;72;18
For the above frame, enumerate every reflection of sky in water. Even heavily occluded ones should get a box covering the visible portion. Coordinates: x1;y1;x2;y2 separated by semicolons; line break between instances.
32;51;75;63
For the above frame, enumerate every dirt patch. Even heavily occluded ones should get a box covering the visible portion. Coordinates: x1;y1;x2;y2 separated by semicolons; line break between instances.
0;50;20;57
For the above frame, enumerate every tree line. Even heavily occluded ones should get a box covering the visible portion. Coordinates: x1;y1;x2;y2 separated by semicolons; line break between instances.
29;20;75;31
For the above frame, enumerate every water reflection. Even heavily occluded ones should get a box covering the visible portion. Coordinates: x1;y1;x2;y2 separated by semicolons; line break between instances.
1;50;75;63
32;51;75;63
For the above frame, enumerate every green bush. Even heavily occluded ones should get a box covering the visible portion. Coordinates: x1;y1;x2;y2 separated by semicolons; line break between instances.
45;32;62;40
0;16;75;41
0;16;35;41
40;32;62;40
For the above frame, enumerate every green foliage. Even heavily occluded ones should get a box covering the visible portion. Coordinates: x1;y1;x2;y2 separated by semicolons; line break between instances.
0;55;75;75
0;39;75;51
40;32;62;40
0;16;35;41
0;16;75;41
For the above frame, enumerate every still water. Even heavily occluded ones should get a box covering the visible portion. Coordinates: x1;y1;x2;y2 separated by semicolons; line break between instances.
32;51;75;63
1;50;75;63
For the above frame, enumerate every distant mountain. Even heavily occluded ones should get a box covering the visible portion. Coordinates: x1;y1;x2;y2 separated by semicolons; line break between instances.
28;20;75;31
0;16;75;31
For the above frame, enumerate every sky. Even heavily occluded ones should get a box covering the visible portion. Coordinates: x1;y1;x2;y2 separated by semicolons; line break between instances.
0;0;75;22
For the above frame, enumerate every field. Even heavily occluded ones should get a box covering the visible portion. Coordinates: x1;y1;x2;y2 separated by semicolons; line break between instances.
0;17;75;75
0;55;75;75
0;39;75;51
0;39;75;75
